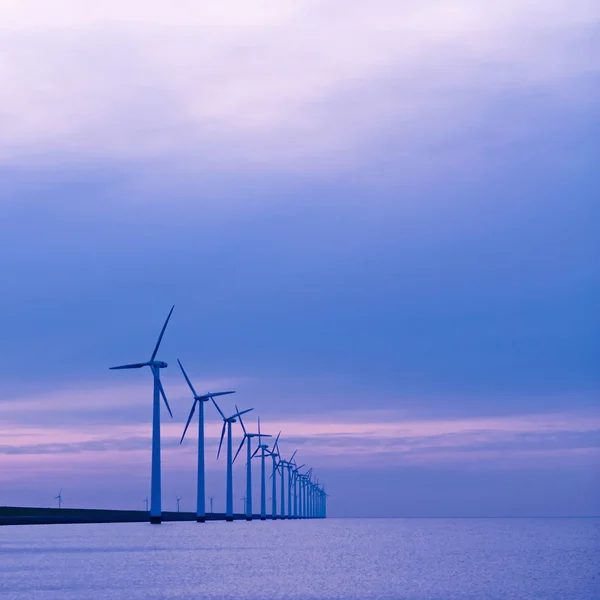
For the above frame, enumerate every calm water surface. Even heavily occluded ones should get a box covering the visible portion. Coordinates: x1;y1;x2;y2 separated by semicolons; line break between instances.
1;518;598;600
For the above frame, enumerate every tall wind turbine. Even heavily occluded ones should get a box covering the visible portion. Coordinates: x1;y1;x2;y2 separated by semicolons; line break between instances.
110;305;175;524
54;490;62;509
250;418;274;520
234;412;271;521
178;359;235;523
213;398;253;521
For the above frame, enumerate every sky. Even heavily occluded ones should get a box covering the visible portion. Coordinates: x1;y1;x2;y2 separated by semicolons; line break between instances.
0;0;598;517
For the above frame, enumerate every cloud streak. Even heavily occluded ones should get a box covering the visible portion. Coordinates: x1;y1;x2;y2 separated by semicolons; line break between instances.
2;382;598;473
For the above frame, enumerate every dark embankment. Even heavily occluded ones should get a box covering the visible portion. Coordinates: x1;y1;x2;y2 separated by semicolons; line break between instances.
0;506;264;525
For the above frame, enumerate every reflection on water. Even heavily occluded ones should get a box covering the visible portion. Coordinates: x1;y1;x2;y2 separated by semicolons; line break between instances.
1;518;598;600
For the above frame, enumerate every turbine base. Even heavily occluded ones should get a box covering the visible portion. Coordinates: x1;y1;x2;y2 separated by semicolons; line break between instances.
196;517;206;523
260;517;266;521
149;516;162;524
245;517;252;521
225;516;234;522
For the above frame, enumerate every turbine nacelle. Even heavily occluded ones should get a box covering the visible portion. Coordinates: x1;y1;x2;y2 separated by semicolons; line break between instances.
110;306;175;422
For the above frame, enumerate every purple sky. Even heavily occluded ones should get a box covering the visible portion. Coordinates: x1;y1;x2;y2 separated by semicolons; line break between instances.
0;1;598;516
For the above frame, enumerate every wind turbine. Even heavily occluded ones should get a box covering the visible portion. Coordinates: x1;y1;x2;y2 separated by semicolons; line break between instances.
110;305;175;524
268;432;281;519
250;418;274;520
285;450;297;519
277;455;287;519
178;359;235;523
234;412;271;521
176;497;181;512
144;497;149;512
291;460;306;518
303;468;313;518
212;398;253;521
54;490;62;509
319;486;329;518
209;496;214;514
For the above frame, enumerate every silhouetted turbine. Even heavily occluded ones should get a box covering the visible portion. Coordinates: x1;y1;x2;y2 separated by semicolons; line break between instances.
110;305;174;524
178;359;235;522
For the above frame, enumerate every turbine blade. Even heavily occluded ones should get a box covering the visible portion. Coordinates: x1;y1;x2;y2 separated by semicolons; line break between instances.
231;407;253;420
180;401;197;444
200;391;235;400
211;397;226;420
151;305;174;361
251;446;260;459
156;377;173;418
233;436;246;464
177;359;198;397
290;450;297;463
217;422;226;459
109;362;147;370
273;431;281;453
236;405;247;434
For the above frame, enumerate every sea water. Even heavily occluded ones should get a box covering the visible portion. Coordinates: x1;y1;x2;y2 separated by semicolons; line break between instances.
1;518;598;599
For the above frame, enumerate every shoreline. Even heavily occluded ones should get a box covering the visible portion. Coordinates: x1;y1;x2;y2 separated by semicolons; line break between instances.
0;506;279;526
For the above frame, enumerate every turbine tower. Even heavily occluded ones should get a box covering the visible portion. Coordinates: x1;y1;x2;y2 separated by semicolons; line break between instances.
277;455;287;519
213;398;253;522
234;411;271;521
176;497;181;512
250;418;274;520
110;305;175;524
54;490;62;509
178;359;235;523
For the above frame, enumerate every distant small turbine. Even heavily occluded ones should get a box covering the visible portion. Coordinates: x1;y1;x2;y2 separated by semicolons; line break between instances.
213;398;253;521
176;497;181;513
110;305;175;524
144;497;149;512
178;359;235;523
54;490;62;509
209;496;214;513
